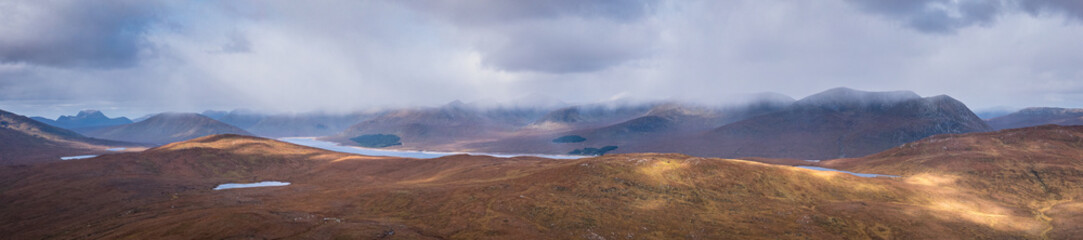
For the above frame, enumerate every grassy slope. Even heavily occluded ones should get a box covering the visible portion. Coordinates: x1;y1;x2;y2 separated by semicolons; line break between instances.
2;132;1078;239
824;125;1083;239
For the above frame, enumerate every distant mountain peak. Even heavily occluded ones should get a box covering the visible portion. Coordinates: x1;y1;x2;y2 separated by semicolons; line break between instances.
61;110;108;121
76;109;103;117
987;107;1083;130
85;112;250;145
795;87;921;110
39;110;132;131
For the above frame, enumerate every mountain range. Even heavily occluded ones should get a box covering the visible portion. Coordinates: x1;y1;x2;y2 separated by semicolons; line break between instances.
324;88;991;160
22;88;1083;161
31;110;132;132
83;113;251;145
986;107;1083;130
0;109;136;165
674;89;991;159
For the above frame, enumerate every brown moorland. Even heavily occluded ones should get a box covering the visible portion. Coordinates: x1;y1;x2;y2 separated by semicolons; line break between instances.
0;109;141;165
824;124;1083;239
3;127;1082;239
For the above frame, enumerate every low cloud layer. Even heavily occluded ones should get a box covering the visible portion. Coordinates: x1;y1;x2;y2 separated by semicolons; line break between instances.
1;0;1082;118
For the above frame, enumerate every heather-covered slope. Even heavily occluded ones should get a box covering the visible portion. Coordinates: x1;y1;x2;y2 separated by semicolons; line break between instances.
2;133;1072;239
822;125;1083;239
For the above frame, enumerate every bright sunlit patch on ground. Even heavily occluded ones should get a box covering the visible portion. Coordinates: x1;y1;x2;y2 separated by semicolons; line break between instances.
213;181;291;190
796;166;899;178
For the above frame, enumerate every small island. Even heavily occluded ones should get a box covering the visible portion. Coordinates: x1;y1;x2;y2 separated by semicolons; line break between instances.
349;134;403;148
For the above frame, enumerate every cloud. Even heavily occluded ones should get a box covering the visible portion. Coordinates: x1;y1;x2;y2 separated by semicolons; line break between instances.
401;0;656;26
1019;0;1083;20
0;0;161;68
401;0;660;73
844;0;1004;34
846;0;1083;34
1;0;1082;118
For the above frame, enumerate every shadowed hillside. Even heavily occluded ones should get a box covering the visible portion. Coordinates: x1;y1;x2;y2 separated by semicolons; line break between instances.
630;88;991;159
0;109;137;165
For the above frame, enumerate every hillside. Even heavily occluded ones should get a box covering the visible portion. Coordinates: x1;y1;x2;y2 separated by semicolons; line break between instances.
85;113;251;145
634;88;991;159
0;109;135;165
3;133;1076;238
821;125;1083;239
986;107;1083;130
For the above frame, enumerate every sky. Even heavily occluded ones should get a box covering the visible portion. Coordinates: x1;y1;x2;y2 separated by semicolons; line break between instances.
1;0;1082;118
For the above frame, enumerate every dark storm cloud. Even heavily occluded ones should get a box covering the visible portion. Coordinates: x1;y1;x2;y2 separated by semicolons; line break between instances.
1;0;1082;118
847;0;1083;34
845;0;1003;33
401;0;659;73
0;0;160;68
1020;0;1083;20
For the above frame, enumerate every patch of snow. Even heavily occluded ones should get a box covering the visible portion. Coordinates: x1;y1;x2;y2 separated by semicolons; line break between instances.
60;155;98;160
213;181;291;190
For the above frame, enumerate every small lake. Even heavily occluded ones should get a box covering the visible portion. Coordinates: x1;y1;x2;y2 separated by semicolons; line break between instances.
213;181;291;190
60;155;98;160
279;137;585;159
796;166;899;178
106;148;127;151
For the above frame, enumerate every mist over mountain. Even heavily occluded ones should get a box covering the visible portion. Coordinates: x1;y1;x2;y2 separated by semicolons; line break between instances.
201;110;375;138
331;88;988;159
676;90;990;159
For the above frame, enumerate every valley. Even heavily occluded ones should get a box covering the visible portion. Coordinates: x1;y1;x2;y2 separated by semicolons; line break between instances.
5;1;1082;238
5;89;1083;239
